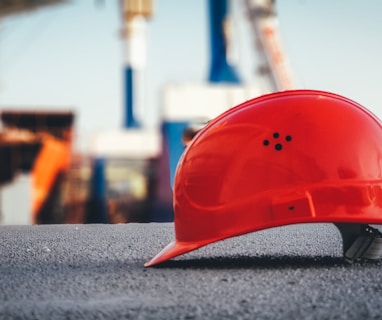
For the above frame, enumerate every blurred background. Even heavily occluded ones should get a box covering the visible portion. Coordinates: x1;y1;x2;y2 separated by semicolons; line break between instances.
0;0;381;225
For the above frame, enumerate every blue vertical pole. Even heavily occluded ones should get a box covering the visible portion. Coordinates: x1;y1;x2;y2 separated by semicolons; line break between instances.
121;1;152;128
85;157;109;223
124;66;140;128
208;0;241;84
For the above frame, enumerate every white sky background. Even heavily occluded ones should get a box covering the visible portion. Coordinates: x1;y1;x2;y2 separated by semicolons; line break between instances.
1;0;382;150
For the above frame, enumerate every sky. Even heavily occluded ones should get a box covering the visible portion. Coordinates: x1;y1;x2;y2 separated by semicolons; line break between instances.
1;0;382;151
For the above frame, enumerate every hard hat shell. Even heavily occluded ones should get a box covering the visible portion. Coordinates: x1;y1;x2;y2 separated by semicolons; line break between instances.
145;90;382;267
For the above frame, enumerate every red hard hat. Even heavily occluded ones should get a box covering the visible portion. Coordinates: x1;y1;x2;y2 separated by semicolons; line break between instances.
145;89;382;267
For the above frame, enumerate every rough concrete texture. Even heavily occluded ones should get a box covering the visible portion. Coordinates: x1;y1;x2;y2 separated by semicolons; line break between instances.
1;223;382;319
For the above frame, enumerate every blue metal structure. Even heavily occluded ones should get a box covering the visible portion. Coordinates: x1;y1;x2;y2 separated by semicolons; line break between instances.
85;157;109;223
207;0;241;84
162;120;189;186
124;66;140;128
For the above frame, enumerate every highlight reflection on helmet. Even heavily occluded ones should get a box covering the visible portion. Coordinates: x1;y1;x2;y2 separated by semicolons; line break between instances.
145;90;382;267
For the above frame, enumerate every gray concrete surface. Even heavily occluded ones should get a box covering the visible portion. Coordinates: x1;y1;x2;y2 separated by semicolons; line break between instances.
1;222;382;319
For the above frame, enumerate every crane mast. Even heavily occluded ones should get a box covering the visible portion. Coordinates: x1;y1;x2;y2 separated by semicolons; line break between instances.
244;0;294;92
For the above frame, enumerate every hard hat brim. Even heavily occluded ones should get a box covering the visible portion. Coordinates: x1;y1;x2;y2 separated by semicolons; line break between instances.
144;239;210;267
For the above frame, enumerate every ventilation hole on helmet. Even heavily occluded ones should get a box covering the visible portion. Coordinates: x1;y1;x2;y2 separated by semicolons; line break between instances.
288;206;295;211
264;133;291;150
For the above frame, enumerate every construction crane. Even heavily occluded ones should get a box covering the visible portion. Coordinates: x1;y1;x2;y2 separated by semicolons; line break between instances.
120;0;153;128
243;0;294;92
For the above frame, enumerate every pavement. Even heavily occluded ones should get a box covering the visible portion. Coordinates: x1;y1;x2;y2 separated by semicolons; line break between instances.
1;222;382;320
